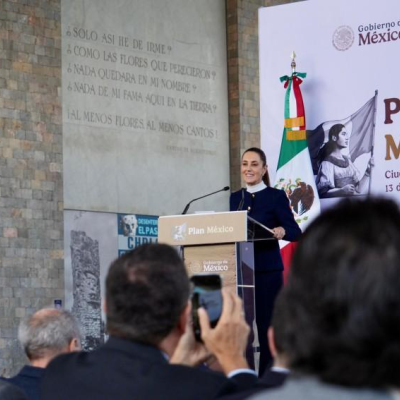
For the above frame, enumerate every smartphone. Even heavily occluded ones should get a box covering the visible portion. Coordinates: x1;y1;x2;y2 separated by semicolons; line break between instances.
190;274;223;342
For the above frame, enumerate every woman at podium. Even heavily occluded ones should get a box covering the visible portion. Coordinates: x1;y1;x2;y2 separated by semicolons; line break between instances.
230;147;301;375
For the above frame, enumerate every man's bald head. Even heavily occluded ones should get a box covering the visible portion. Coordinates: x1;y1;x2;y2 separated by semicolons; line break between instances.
18;308;81;364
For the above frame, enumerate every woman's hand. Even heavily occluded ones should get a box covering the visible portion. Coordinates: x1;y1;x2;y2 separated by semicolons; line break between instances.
339;184;356;195
272;226;286;240
365;157;374;177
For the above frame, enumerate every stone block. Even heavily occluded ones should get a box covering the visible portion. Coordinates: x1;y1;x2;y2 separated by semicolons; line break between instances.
34;150;45;161
3;228;17;238
50;249;63;259
2;147;13;158
43;191;53;201
11;61;32;73
15;308;25;318
32;189;42;200
34;170;46;180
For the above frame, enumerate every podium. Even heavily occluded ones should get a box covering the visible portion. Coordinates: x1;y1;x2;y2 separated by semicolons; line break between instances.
158;211;274;370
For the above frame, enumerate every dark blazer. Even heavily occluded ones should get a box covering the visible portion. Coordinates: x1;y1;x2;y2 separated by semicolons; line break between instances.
0;379;27;400
230;187;301;375
230;187;301;272
218;369;288;400
40;336;257;400
5;365;43;400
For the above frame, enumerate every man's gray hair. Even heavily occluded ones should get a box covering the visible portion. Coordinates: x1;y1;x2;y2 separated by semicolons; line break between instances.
18;309;81;360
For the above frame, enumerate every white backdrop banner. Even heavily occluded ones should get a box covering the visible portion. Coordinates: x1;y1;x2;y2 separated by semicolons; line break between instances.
259;0;400;209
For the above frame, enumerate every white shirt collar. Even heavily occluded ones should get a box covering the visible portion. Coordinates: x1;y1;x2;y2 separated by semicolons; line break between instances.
246;181;267;193
271;366;290;374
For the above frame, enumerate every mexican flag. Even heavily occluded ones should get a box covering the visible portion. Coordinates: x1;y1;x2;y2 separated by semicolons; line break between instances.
275;70;320;280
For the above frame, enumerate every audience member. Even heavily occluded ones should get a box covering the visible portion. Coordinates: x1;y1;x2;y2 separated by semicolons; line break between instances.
2;309;80;400
41;243;257;400
0;380;27;400
220;293;289;399
251;197;400;400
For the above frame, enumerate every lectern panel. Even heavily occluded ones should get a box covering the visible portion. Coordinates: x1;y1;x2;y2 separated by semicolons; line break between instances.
158;211;247;246
183;244;237;289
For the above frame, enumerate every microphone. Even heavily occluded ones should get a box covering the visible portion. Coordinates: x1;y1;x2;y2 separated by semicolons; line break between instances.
181;186;230;215
237;188;245;211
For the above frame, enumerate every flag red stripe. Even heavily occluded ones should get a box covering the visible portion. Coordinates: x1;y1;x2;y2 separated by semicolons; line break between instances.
292;77;306;129
281;242;298;283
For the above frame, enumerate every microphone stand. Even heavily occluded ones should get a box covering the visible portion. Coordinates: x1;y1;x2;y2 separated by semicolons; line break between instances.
181;186;230;214
237;188;245;211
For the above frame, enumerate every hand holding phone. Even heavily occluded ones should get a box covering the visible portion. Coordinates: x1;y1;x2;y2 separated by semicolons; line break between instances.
197;288;250;375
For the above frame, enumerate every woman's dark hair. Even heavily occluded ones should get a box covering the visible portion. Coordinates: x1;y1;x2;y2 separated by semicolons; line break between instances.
317;123;345;164
280;197;400;388
242;147;271;186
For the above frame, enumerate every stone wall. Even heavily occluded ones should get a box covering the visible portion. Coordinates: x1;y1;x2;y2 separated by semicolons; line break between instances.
0;0;63;375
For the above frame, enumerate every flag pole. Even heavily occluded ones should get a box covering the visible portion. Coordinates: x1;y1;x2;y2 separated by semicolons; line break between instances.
291;51;296;73
368;90;378;194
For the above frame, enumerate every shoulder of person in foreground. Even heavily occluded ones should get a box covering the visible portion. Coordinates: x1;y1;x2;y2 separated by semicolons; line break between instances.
248;376;395;400
41;348;252;400
40;350;86;399
162;363;251;400
219;368;288;400
0;379;27;400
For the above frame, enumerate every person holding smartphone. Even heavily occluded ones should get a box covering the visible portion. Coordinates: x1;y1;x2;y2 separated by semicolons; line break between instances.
230;147;301;375
41;244;256;400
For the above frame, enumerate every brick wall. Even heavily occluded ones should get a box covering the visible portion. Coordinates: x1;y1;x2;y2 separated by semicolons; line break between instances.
227;0;304;190
0;0;63;376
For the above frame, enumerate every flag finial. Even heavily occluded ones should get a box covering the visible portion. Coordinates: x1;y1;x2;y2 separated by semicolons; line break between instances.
291;51;296;73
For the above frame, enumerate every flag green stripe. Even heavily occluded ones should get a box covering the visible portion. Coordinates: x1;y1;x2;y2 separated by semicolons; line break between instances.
284;79;292;119
277;128;308;169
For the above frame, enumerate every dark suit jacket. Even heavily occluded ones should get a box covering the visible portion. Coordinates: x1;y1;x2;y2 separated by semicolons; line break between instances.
218;369;288;400
5;365;43;400
41;336;257;400
0;379;27;400
230;187;301;272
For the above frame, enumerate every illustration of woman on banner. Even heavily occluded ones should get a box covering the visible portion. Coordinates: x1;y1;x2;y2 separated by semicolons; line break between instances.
316;124;373;198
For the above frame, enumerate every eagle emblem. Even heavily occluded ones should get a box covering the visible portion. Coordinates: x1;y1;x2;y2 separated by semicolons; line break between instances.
275;178;315;223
